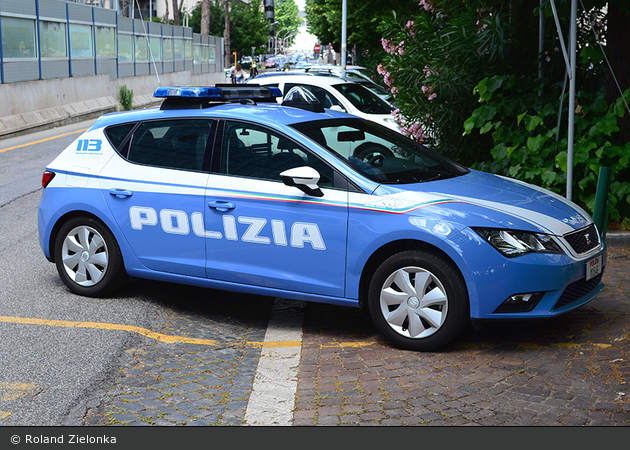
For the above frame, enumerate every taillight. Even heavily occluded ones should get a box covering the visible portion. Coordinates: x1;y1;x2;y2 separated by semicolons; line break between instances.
42;171;56;188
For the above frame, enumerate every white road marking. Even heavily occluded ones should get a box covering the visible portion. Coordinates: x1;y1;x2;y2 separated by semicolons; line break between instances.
244;299;306;426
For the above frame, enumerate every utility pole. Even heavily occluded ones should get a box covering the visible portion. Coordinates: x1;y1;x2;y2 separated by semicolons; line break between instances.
341;0;347;72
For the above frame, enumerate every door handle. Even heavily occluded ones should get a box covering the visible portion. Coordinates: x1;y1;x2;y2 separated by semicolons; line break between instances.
208;200;236;212
109;188;133;198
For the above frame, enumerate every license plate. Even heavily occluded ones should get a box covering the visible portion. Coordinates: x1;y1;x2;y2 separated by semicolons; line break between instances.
586;255;602;281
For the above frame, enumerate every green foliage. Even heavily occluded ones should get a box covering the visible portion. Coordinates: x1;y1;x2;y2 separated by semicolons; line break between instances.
187;0;268;56
464;75;630;221
305;0;417;65
275;0;302;47
188;0;225;36
118;85;134;112
377;2;516;164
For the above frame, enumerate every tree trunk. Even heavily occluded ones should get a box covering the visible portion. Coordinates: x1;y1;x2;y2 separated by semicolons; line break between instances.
605;3;630;144
164;0;169;24
224;0;231;67
201;0;210;35
172;0;180;26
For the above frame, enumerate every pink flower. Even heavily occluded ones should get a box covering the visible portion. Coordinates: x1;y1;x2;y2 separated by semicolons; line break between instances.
428;93;437;101
406;21;416;37
381;38;397;55
419;0;435;12
383;72;394;87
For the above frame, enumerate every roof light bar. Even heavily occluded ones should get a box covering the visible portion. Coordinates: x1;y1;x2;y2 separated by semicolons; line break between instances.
153;85;282;101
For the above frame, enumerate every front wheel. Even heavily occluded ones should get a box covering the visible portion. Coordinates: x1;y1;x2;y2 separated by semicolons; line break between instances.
54;216;127;297
368;250;469;351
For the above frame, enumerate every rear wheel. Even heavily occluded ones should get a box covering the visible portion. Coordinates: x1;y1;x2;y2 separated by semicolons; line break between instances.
54;216;127;297
368;250;469;351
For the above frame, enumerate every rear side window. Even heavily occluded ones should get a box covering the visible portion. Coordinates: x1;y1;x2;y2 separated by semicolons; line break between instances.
104;123;135;150
284;83;343;110
127;119;214;172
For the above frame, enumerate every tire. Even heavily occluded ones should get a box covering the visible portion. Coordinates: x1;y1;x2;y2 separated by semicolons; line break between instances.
367;250;469;351
54;216;127;297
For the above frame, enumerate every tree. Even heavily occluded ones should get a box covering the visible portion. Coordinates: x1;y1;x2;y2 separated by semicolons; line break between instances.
172;0;182;26
224;0;231;67
201;0;210;35
229;0;269;56
274;0;302;48
305;0;417;67
189;0;224;36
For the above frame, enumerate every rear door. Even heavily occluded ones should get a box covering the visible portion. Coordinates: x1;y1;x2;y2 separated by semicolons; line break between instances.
100;118;215;277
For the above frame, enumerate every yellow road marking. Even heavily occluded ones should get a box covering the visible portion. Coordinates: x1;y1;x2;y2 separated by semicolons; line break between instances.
0;128;87;153
0;315;224;346
0;316;614;351
0;411;10;419
0;382;39;401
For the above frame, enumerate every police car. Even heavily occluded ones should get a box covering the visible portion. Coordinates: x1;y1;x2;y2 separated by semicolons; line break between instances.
37;84;606;351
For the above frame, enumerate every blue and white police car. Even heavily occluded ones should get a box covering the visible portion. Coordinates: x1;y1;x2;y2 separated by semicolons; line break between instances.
38;84;606;351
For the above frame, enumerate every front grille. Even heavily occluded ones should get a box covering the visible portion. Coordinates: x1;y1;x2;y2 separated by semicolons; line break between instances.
553;272;603;310
563;223;600;255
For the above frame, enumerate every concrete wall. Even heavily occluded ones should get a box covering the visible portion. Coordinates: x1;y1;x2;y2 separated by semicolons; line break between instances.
0;69;226;139
0;70;225;118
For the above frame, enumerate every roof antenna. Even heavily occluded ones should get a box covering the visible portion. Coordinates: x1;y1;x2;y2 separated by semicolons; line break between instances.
134;0;161;86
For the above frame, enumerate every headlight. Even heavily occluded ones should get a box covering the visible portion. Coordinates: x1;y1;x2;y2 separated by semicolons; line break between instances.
472;228;563;257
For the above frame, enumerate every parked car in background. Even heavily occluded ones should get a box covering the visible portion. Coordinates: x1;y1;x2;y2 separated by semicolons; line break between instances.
247;74;400;132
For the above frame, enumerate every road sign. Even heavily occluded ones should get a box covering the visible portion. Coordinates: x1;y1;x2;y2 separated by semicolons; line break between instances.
314;44;320;53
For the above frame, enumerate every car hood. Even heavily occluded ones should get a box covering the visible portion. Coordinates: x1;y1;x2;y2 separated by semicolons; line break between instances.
372;169;592;236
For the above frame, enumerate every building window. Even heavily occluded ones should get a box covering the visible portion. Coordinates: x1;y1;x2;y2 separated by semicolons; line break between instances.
96;26;116;57
118;34;133;62
134;34;148;62
174;38;183;60
149;36;162;61
69;23;93;58
163;37;173;60
40;20;67;58
1;16;37;59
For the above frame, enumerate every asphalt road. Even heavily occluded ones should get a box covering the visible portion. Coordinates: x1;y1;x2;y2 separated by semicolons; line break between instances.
0;121;171;425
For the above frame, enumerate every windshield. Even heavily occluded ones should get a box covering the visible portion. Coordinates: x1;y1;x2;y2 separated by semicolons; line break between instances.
332;83;392;114
291;118;469;184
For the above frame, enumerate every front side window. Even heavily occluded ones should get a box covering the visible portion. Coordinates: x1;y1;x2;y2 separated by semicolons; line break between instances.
220;121;334;187
292;118;469;184
127;119;213;172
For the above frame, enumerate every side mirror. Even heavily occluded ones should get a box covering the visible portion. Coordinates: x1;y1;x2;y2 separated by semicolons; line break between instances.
280;166;323;197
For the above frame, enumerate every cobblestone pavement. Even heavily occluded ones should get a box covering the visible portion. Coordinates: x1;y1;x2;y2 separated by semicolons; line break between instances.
85;246;630;426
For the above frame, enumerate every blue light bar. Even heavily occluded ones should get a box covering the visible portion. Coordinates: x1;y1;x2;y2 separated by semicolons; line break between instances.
153;87;222;98
153;85;282;101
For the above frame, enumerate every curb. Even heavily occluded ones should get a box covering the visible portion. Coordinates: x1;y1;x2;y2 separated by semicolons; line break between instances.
606;232;630;247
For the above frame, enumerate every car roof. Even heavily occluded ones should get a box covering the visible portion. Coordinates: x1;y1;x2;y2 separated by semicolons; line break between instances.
90;95;351;130
250;74;351;87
